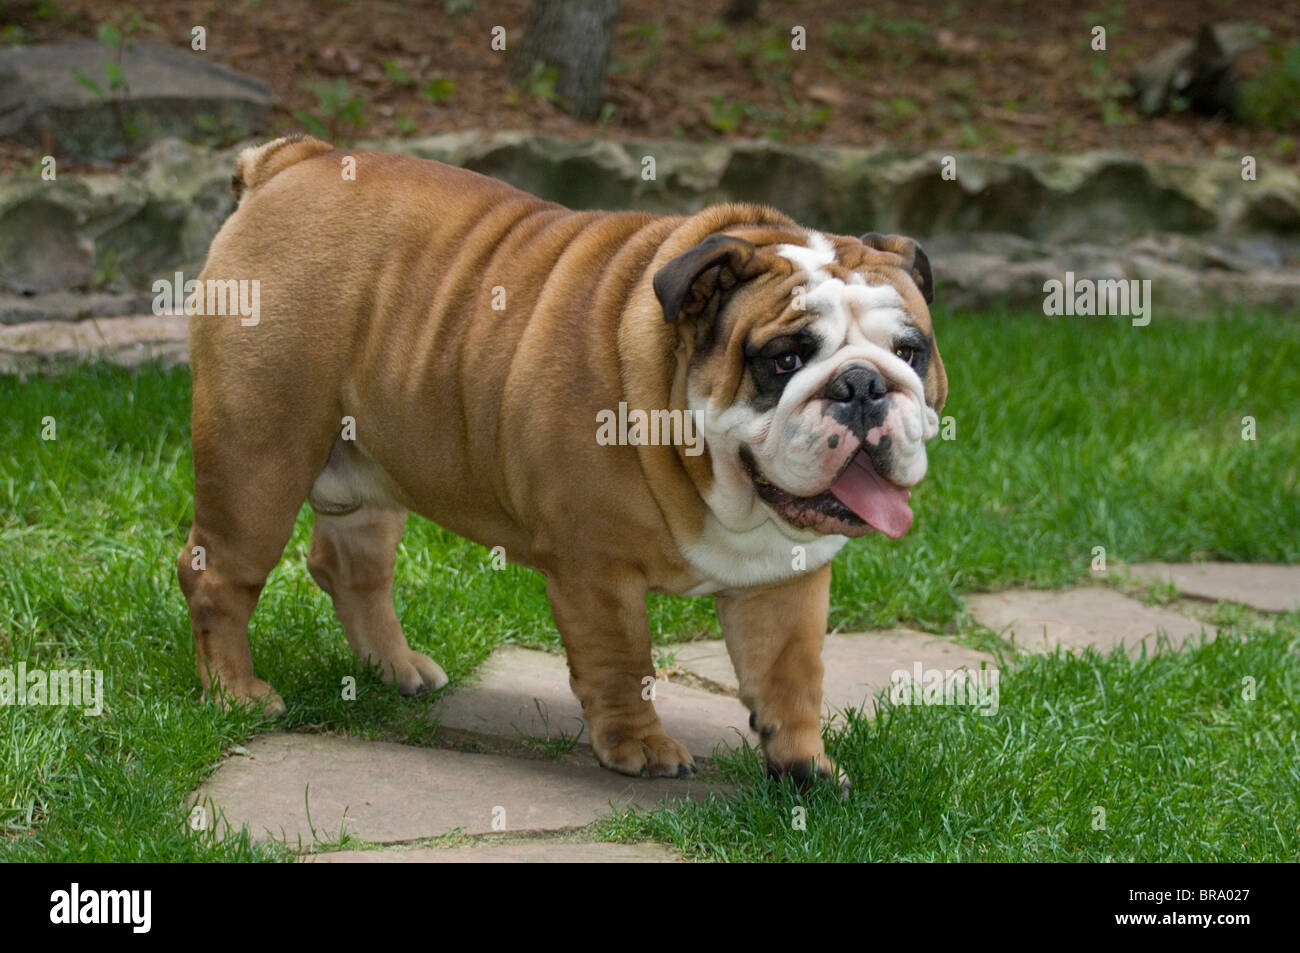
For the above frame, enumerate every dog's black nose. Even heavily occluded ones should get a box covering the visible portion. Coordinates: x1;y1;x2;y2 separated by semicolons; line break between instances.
825;366;888;406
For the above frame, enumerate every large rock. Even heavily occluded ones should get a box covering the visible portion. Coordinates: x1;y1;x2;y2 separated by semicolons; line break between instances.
1132;22;1265;117
0;290;154;326
0;40;272;162
926;230;1300;314
0;138;236;304
0;313;186;374
0;132;1297;335
398;135;1246;243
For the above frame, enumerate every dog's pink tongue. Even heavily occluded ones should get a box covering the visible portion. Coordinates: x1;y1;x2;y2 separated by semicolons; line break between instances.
829;453;913;538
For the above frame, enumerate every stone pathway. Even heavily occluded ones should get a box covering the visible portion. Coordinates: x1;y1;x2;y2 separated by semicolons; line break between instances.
192;734;713;846
430;645;751;759
965;587;1216;654
303;842;681;863
191;563;1291;862
1129;562;1300;613
668;629;995;719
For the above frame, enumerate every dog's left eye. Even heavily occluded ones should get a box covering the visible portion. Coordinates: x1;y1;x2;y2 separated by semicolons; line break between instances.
894;345;919;367
773;353;802;375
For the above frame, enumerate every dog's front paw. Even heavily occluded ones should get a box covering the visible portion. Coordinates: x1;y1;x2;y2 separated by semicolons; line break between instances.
753;714;849;795
205;677;287;719
591;724;698;779
765;752;849;797
376;649;449;697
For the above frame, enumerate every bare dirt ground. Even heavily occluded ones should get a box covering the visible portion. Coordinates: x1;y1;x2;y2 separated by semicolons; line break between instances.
3;0;1298;166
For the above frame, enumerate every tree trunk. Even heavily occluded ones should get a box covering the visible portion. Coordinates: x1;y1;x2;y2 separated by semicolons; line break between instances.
723;0;760;23
511;0;621;121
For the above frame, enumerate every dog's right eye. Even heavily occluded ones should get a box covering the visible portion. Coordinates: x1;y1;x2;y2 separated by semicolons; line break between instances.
773;353;803;375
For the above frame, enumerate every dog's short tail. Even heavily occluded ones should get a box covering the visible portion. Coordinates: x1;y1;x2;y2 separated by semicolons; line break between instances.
231;135;334;204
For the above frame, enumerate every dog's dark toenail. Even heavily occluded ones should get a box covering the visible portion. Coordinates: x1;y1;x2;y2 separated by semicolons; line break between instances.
677;764;692;778
402;683;429;697
640;766;651;778
749;712;757;731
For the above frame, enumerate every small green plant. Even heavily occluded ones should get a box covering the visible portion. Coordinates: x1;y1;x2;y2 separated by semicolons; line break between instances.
395;114;418;136
71;14;160;146
519;61;558;103
294;78;367;143
1078;60;1133;126
623;21;667;72
515;700;583;760
189;110;249;148
757;31;793;86
888;96;919;119
443;0;475;14
92;247;122;290
691;19;726;50
707;95;745;133
802;104;832;130
878;17;933;40
1239;42;1300;130
1101;99;1135;127
381;59;414;87
652;648;678;670
419;75;458;104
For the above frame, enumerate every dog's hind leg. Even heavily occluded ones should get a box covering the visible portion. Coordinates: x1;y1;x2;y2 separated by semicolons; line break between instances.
306;505;448;696
177;412;326;717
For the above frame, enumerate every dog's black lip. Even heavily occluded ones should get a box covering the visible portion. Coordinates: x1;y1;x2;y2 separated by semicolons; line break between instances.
738;446;866;525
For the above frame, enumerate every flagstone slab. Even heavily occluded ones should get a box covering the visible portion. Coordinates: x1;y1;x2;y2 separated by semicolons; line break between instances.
192;733;716;846
430;646;752;759
1129;562;1300;612
305;841;680;863
966;587;1215;653
671;630;996;717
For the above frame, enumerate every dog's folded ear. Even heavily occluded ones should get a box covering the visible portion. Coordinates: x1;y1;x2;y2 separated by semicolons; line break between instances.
860;232;934;305
654;234;761;323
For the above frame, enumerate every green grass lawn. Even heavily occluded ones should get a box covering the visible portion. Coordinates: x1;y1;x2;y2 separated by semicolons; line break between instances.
1;311;1297;861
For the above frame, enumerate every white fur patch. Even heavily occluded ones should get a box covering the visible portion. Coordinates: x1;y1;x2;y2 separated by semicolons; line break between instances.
682;516;848;593
776;231;835;285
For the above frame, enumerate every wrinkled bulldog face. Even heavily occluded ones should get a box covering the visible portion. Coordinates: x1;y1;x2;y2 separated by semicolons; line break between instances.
655;229;947;540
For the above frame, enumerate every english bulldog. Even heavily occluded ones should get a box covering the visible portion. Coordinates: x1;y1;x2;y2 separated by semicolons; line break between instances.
178;135;946;787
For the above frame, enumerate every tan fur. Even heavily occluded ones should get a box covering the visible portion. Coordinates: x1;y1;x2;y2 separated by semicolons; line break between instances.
179;136;943;783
